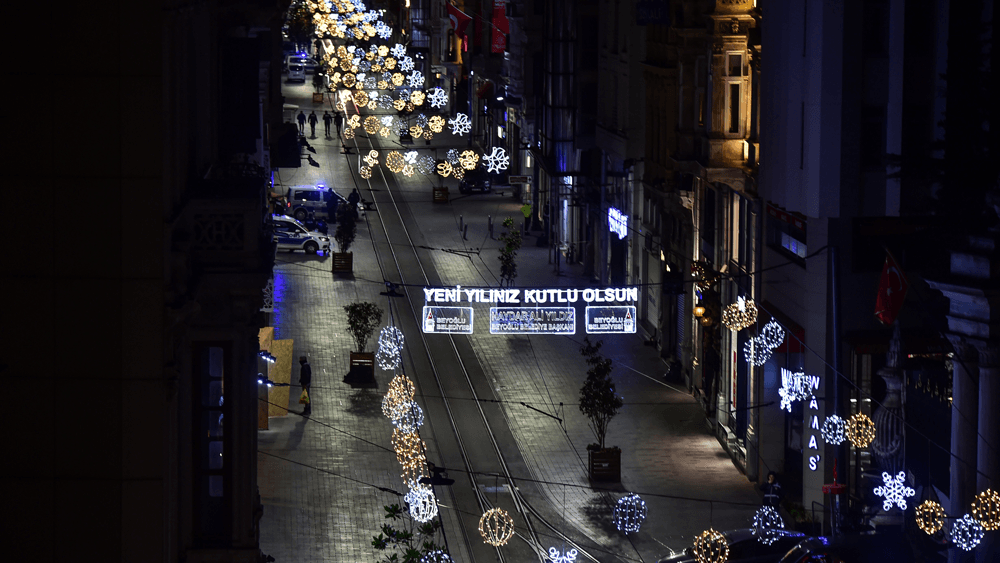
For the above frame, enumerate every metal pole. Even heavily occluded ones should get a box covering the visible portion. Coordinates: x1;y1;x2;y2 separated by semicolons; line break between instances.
829;246;844;535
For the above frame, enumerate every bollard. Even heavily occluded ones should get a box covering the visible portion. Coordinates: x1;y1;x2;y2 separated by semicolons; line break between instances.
488;215;493;239
463;224;468;240
459;214;464;233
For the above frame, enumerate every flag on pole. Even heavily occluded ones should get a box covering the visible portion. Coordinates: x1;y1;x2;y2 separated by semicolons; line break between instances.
447;3;472;40
875;250;908;325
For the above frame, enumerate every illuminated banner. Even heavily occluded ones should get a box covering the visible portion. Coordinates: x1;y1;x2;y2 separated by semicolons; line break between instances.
423;286;639;304
422;306;473;334
585;306;636;334
608;207;627;239
489;307;575;334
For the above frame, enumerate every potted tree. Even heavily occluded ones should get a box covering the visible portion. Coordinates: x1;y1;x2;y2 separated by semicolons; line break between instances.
497;216;522;287
311;71;326;103
332;204;358;273
343;301;383;385
579;337;624;481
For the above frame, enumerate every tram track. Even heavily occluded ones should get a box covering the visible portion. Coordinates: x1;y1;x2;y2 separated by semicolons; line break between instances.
337;114;605;563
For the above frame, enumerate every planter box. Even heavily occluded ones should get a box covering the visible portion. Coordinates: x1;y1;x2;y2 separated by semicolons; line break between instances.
331;252;353;272
588;448;621;482
345;352;376;387
433;187;449;203
312;92;325;103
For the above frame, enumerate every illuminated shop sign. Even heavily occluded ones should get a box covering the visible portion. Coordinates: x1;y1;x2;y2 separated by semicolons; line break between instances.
585;306;636;334
608;207;627;240
422;286;639;304
489;307;575;334
422;306;474;334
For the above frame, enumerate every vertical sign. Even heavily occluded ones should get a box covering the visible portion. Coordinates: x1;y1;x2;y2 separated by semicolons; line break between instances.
805;375;822;470
491;0;509;53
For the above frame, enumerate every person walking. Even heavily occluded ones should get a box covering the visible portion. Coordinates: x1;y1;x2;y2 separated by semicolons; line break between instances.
760;471;784;507
307;111;319;138
322;111;333;137
298;356;312;415
334;111;343;138
296;111;306;134
347;188;361;217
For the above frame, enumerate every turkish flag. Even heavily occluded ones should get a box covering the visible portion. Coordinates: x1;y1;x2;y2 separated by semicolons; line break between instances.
447;3;472;40
875;251;908;325
491;0;509;53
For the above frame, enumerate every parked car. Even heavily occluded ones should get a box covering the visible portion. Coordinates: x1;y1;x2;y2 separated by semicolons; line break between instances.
458;166;492;193
271;214;330;254
656;529;807;563
285;184;359;222
287;62;306;82
778;531;914;563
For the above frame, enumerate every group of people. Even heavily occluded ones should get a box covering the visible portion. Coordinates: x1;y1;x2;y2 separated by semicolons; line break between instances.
297;110;343;139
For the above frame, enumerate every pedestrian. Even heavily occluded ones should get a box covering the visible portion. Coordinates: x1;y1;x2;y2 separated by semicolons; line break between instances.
760;471;784;507
299;355;312;415
347;188;361;217
322;111;333;137
307;111;318;137
326;189;339;221
296;111;306;134
334;111;343;138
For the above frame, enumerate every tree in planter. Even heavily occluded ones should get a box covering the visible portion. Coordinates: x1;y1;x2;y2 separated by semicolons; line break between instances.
578;337;623;450
334;204;358;253
343;301;383;352
371;504;444;563
497;216;522;287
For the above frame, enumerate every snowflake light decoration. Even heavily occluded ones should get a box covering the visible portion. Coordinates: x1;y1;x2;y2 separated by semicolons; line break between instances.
846;412;876;448
407;71;425;89
692;528;728;563
479;508;515;546
405;484;438;523
751;506;785;545
459;150;479;170
951;513;985;551
548;547;578;563
376;326;404;370
915;500;946;535
376;21;392;39
874;471;915;511
404;150;419;164
390;400;424;433
482;147;510;173
419;551;452;563
778;369;810;412
448;113;471;136
722;296;758;331
821;415;847;445
613;493;647;533
391;43;406;58
428;88;448;108
400;56;414;72
971;488;1000;530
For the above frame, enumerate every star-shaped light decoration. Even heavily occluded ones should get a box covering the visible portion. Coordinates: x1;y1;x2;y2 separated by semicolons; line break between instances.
874;471;915;511
547;547;578;563
448;113;471;136
483;147;510;173
428;88;449;108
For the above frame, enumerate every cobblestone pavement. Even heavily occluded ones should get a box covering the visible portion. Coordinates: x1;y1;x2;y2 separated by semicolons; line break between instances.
259;83;761;563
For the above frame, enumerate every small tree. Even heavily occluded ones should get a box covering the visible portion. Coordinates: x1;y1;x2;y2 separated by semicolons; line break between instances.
334;204;358;253
497;216;522;287
371;504;443;563
578;337;623;450
343;302;383;352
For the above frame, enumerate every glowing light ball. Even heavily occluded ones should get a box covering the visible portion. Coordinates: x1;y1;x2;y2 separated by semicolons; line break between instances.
390;400;424;433
418;551;452;563
821;415;847;445
692;528;729;563
914;500;945;535
751;506;784;545
612;493;647;533
364;116;380;134
722;296;758;331
951;513;984;551
479;508;515;546
376;326;404;370
846;413;876;448
404;484;438;523
385;151;405;173
971;488;1000;530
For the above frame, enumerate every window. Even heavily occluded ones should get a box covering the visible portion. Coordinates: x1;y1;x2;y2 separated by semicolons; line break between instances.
193;344;231;544
767;206;807;265
728;54;742;77
728;83;741;134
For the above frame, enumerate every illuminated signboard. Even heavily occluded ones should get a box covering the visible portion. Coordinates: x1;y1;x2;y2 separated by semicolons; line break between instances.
608;207;627;240
585;306;636;334
423;286;639;304
421;306;474;334
489;307;575;334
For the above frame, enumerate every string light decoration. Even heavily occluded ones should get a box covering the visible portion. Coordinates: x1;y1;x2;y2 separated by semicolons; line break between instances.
391;73;405;86
846;413;876;448
971;488;1000;530
364;150;379;167
383;374;416;418
418;551;452;563
483;147;510;173
376;326;404;370
951;513;985;551
359;165;371;178
363;116;380;134
759;320;785;349
915;500;946;535
691;528;729;563
722;296;758;331
391;43;406;58
743;338;774;367
778;369;811;412
612;493;648;533
422;131;434;141
344;126;356;140
459;150;479;170
410;90;425;106
410;125;424;138
448;113;471;136
446;149;461;164
479;508;515;546
404;484;438;523
428;116;446;133
821;415;847;445
874;471;915;511
451;167;465;181
391;428;424;462
400;56;415;72
405;102;415;113
390;400;424;433
385;151;405;173
347;115;361;130
428;88;448;108
417;156;436;175
751;506;785;545
691;261;721;290
436;162;453;178
547;547;578;563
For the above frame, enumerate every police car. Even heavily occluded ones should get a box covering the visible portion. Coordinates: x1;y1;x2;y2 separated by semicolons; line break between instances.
285;184;361;222
271;214;330;254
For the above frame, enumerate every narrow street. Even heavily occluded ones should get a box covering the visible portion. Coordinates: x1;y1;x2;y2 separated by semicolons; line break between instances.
258;81;761;563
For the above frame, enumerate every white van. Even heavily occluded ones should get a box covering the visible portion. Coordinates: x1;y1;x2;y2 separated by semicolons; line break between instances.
287;60;306;82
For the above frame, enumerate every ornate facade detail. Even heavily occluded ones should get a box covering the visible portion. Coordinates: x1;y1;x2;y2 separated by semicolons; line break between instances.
260;277;274;312
192;213;245;251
